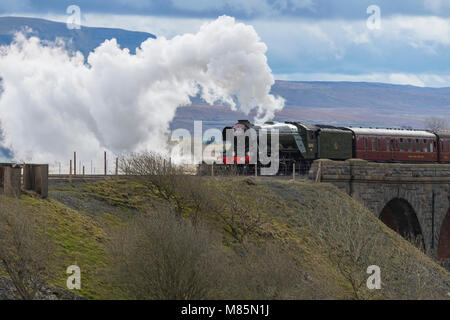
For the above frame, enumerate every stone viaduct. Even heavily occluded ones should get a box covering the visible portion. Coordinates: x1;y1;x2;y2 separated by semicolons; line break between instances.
308;159;450;262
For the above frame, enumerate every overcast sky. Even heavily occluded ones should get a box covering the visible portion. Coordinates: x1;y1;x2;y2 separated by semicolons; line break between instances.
3;0;450;87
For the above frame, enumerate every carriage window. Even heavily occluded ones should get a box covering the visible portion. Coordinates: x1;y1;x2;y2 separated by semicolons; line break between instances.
363;138;367;150
423;140;428;152
400;138;404;151
416;139;420;152
372;137;376;151
408;139;412;152
386;138;390;151
430;142;434;153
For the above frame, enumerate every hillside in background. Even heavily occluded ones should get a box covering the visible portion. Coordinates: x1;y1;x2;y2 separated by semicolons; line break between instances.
0;16;155;56
173;81;450;132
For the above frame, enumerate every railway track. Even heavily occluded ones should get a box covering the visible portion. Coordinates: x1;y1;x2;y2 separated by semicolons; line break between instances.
48;174;124;181
48;173;308;181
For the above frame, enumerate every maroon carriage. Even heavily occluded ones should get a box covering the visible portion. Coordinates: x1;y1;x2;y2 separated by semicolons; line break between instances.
437;131;450;163
349;128;438;163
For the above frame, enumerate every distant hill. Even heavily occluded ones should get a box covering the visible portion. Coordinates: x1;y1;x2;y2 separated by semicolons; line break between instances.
0;16;155;55
173;81;450;132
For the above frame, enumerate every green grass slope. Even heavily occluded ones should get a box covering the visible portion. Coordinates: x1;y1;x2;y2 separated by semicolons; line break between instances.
7;177;448;299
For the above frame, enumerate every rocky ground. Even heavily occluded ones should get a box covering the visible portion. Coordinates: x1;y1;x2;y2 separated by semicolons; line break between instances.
0;276;83;300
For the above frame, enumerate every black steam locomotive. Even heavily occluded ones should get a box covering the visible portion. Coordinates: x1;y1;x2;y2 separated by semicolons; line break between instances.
220;120;450;175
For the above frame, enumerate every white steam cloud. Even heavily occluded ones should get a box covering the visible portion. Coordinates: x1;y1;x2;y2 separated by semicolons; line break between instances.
0;16;284;166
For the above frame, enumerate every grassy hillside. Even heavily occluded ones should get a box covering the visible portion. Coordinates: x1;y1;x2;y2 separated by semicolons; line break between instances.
2;176;448;299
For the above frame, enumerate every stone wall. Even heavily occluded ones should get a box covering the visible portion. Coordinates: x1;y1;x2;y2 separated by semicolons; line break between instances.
0;163;49;198
23;164;49;198
0;164;22;197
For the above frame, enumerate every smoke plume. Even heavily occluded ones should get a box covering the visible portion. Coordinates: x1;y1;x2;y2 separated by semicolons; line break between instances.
0;16;284;166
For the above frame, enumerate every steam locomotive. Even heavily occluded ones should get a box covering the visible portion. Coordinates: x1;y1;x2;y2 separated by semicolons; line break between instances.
220;120;450;174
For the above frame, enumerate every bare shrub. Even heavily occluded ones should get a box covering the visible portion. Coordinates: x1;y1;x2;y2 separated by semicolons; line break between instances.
198;163;239;176
202;182;266;249
108;209;223;300
227;242;325;300
120;152;196;217
303;197;387;300
0;199;54;300
301;193;450;300
180;176;214;225
382;244;450;300
325;212;386;299
120;152;242;226
425;117;449;132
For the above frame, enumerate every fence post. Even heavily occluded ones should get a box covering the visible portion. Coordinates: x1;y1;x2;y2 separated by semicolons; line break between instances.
115;157;119;176
104;151;107;176
69;160;72;183
315;161;322;183
293;163;295;181
74;152;77;175
83;166;85;176
255;163;257;177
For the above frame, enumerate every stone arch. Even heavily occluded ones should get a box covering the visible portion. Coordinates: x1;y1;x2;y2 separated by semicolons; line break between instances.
379;198;424;248
437;208;450;261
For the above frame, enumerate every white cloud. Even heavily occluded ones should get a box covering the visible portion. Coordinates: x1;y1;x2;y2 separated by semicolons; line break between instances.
5;12;208;38
0;0;29;11
82;14;207;38
387;15;450;47
424;0;446;13
170;0;315;16
273;0;315;11
171;0;273;15
275;72;450;87
7;12;450;88
11;12;450;48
